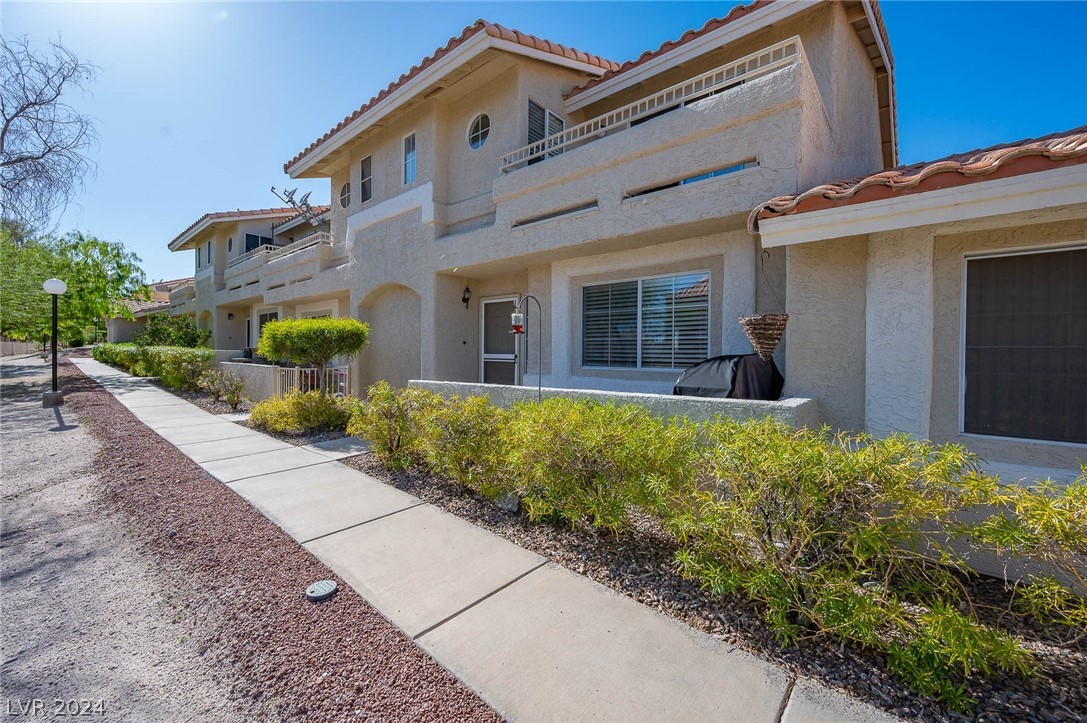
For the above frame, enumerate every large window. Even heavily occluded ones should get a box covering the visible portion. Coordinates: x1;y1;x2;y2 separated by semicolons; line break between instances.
403;134;416;185
244;233;273;253
360;155;373;203
963;247;1086;444
527;100;564;165
582;272;709;370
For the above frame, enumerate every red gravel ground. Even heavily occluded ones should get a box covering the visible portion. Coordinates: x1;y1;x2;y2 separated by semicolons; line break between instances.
61;359;499;722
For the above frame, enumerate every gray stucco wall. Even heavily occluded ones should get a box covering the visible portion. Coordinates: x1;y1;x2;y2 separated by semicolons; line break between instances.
219;361;276;402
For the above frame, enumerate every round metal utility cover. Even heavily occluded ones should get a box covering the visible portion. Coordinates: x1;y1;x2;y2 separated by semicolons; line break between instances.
306;580;338;602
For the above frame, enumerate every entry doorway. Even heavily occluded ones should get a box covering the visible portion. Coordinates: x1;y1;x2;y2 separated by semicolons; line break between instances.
480;297;519;385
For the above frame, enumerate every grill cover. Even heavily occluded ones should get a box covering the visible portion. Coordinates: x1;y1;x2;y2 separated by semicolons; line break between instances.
672;354;784;401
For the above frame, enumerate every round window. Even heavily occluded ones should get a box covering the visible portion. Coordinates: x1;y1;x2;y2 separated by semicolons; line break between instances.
339;182;351;208
227;237;233;252
468;113;490;149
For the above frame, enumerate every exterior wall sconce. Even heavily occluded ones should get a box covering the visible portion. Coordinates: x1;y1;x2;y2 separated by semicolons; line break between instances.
462;286;472;308
510;295;542;402
227;313;234;320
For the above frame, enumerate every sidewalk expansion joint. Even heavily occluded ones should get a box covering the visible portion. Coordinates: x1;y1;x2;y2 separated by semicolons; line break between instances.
298;502;426;545
774;675;797;723
221;459;335;485
411;560;549;641
177;446;289;464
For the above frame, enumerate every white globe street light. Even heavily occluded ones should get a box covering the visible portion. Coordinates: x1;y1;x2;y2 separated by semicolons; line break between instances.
42;278;67;407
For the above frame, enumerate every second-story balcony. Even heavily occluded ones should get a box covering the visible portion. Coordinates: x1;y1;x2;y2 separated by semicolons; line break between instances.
168;279;195;305
499;37;802;173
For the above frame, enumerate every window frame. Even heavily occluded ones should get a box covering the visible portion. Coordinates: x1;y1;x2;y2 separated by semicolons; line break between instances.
359;155;373;204
467;113;490;149
580;269;711;372
244;233;273;253
958;243;1087;448
403;132;416;185
339;181;351;208
527;98;565;163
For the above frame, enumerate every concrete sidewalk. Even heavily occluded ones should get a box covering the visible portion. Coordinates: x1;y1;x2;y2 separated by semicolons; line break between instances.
72;357;895;722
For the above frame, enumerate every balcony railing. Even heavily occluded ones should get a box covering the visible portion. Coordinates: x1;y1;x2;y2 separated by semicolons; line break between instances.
499;37;802;172
227;244;280;268
267;232;333;262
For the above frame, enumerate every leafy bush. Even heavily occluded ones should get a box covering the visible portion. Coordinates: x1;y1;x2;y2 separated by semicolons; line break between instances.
250;391;357;434
344;387;1086;709
256;317;370;393
66;332;85;347
665;420;1039;707
199;368;246;410
417;394;510;498
93;343;212;389
503;398;696;532
346;381;442;469
134;312;211;348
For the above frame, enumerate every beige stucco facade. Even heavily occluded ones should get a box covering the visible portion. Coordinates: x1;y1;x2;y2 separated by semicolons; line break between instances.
761;168;1087;482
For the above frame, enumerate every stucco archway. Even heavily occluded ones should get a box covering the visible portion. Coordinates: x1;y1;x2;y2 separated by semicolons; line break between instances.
356;284;421;389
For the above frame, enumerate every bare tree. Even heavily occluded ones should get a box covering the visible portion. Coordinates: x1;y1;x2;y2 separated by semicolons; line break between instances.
1;36;97;234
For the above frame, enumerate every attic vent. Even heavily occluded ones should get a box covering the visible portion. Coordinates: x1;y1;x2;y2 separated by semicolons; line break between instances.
625;160;759;200
513;201;598;229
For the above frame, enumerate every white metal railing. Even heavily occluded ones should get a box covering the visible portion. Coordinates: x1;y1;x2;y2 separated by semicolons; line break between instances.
275;366;350;396
227;244;280;268
267;232;333;262
499;37;802;172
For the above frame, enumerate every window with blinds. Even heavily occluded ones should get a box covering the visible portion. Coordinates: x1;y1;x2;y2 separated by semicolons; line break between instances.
582;272;709;370
360;155;373;203
963;247;1086;444
527;100;564;165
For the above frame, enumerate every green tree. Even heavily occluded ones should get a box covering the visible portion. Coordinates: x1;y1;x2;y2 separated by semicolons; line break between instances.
256;317;370;393
0;225;148;341
133;312;211;348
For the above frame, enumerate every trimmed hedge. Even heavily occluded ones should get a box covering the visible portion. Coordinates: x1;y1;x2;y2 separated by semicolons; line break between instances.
347;386;1087;710
250;391;360;434
93;343;213;390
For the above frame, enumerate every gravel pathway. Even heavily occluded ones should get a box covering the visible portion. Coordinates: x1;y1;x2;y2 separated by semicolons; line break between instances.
1;355;256;722
4;356;499;722
341;454;1087;723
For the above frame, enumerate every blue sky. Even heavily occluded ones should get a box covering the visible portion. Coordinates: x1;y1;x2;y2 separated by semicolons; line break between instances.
5;1;1085;282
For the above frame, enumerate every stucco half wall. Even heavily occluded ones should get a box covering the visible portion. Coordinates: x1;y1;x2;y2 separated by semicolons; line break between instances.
410;380;820;428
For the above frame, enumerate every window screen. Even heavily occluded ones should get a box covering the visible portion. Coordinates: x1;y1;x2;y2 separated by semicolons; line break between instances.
964;248;1086;444
360;156;372;203
582;273;709;370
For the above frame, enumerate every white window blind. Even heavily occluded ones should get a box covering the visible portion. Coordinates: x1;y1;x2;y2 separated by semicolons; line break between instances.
582;272;709;370
528;100;564;164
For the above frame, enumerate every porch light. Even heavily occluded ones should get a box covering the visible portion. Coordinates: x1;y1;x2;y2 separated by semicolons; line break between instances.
462;286;472;308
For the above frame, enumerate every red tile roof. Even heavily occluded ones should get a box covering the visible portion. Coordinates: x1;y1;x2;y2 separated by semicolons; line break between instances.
272;205;331;230
567;1;895;119
284;20;619;174
567;0;776;100
749;125;1087;232
169;208;297;249
120;298;171;316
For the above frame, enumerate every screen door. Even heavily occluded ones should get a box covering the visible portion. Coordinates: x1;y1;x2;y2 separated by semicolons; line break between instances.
481;297;519;385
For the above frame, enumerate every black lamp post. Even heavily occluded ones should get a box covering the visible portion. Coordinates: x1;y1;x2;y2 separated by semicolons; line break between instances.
42;278;67;407
510;295;543;403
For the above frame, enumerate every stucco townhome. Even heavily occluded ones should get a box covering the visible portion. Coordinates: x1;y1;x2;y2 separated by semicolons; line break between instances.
168;206;332;350
750;127;1087;484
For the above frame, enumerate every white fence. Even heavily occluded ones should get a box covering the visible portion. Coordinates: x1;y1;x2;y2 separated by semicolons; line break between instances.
275;366;351;396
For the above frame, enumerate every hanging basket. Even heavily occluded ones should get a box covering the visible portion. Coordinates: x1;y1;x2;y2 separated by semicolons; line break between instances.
739;313;789;362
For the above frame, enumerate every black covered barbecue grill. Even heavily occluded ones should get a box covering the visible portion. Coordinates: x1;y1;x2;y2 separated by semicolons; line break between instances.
672;353;784;401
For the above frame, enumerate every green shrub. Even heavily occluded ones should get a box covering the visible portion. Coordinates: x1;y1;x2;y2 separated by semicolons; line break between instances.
134;312;211;348
418;395;510;498
250;391;356;434
257;317;369;394
66;332;85;347
665;419;1039;707
199;368;246;410
503;398;696;532
347;381;442;469
93;343;212;389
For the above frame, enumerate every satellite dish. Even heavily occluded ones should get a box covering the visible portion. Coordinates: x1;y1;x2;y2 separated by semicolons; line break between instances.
299;191;312;206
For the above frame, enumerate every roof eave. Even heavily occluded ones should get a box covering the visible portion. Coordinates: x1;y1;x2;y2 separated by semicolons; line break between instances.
286;33;611;179
565;0;807;112
168;211;296;252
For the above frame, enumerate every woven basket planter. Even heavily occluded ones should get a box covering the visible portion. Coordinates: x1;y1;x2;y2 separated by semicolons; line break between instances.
739;313;789;362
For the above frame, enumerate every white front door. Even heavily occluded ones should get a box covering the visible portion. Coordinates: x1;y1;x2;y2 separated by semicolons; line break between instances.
480;297;519;385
